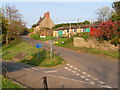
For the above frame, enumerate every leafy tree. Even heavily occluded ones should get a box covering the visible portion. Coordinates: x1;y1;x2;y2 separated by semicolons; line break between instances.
110;1;120;22
96;20;118;40
82;20;90;24
112;1;120;17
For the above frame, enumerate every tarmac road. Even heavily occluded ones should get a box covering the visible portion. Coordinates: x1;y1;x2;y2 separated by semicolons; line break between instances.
1;35;118;88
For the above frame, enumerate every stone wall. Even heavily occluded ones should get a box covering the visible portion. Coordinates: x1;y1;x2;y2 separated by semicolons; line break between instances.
74;37;118;51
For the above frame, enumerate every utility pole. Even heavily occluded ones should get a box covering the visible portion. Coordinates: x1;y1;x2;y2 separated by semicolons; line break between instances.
77;19;79;26
49;40;53;60
6;31;9;47
69;23;71;38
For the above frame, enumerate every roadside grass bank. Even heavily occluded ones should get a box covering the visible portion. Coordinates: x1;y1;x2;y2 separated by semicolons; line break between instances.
30;34;56;41
1;76;22;88
54;37;119;60
21;49;65;67
2;39;65;67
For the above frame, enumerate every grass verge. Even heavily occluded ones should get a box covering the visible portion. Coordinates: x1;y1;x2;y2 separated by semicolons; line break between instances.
1;76;21;88
54;37;119;60
30;34;56;41
2;39;65;67
21;49;65;67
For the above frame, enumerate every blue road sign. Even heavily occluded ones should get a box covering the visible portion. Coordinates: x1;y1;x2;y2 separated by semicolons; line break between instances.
36;44;42;48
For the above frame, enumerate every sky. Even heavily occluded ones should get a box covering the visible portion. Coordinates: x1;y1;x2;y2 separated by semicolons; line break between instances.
2;1;114;28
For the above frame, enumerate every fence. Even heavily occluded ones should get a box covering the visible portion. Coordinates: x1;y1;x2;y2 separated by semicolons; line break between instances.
19;36;60;57
1;66;48;89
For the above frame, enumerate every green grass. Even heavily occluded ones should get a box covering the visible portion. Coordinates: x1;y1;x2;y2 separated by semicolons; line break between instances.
54;37;118;59
1;76;21;88
30;34;56;41
2;39;65;67
54;37;68;47
78;47;118;59
2;39;39;60
21;49;65;67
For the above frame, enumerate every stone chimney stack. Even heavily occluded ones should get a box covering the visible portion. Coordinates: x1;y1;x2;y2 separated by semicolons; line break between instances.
40;17;42;20
44;12;50;18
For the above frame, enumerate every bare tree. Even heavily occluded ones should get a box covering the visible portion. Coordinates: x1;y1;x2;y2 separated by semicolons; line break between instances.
4;4;22;23
96;6;113;21
2;4;26;46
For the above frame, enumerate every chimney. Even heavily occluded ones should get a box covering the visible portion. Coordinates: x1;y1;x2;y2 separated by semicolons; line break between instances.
44;12;50;18
40;17;42;20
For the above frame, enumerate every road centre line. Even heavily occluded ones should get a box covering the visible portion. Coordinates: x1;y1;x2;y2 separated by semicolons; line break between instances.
74;68;77;70
81;76;85;78
30;67;38;71
47;74;92;85
72;71;76;73
65;64;109;88
92;78;98;80
45;71;57;73
85;78;89;81
64;67;68;69
70;66;73;68
76;73;80;75
99;85;112;88
90;82;95;85
99;81;105;84
87;74;91;77
47;74;111;88
82;72;86;74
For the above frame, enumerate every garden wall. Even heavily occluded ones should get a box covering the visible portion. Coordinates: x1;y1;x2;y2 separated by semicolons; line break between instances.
74;37;118;51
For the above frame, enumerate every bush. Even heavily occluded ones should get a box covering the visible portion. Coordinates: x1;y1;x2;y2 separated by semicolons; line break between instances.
79;32;91;40
111;36;119;46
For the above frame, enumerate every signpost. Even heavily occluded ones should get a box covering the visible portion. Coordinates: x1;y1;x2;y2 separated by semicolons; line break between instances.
49;40;53;60
36;44;42;58
40;36;46;41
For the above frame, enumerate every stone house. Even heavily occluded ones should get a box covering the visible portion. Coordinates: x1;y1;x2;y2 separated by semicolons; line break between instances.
34;12;55;35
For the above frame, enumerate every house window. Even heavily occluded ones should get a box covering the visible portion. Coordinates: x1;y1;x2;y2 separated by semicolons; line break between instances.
67;30;69;32
74;29;77;32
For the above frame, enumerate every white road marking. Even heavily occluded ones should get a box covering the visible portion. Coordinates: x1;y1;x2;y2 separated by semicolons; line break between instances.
47;74;88;84
85;78;89;81
99;85;112;88
87;75;91;77
64;67;68;69
76;73;80;76
64;64;111;88
82;72;86;74
99;81;105;84
24;68;33;71
90;82;95;85
45;71;57;73
72;71;76;73
30;68;38;71
74;68;77;70
92;78;98;80
80;76;85;78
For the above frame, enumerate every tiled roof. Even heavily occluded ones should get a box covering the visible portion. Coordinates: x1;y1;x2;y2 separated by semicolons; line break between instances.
55;23;99;31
